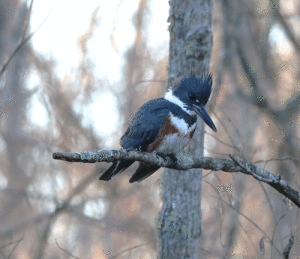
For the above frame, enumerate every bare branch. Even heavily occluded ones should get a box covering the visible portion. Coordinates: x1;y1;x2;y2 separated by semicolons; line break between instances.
0;1;55;78
109;244;149;259
53;149;300;208
7;237;23;259
55;240;82;259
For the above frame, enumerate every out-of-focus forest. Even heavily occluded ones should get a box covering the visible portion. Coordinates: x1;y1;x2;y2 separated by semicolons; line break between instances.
0;0;300;258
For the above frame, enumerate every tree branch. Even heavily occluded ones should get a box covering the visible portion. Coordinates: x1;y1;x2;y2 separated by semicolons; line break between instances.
52;149;300;208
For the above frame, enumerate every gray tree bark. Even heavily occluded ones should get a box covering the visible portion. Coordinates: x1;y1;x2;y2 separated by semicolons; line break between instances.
158;0;213;258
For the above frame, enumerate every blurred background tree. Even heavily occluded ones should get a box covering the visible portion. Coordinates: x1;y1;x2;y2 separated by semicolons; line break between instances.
0;0;299;258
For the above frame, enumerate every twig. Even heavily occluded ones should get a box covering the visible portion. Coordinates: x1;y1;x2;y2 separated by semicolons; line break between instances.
204;131;239;151
56;240;82;259
253;157;299;164
0;1;55;78
228;154;300;208
219;196;281;255
0;237;23;259
8;237;23;259
109;244;149;259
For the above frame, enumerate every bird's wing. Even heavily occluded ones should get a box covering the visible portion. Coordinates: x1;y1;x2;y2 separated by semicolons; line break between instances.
120;98;170;151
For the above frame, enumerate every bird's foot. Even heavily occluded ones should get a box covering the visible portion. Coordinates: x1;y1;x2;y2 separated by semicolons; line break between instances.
168;153;178;165
155;151;168;161
155;152;177;165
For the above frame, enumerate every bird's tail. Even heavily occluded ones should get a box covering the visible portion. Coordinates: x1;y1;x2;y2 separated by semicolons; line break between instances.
129;163;160;183
99;160;135;181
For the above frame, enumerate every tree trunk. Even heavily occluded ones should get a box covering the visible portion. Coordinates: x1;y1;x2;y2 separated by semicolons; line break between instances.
158;0;213;258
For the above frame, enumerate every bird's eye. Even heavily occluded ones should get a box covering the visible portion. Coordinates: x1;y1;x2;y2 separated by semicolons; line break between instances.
188;93;196;101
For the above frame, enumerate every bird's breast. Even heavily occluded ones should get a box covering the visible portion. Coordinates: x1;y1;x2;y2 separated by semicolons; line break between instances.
147;113;196;154
169;112;196;135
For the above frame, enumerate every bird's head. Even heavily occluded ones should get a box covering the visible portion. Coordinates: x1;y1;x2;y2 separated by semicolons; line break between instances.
173;74;217;132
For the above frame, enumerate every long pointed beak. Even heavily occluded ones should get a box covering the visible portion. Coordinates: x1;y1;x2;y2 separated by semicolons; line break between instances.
194;106;217;132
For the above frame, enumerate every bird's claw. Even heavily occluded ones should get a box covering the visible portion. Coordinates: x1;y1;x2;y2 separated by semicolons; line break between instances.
155;152;177;165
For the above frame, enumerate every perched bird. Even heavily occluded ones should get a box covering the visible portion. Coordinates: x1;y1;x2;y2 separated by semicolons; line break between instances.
99;74;217;183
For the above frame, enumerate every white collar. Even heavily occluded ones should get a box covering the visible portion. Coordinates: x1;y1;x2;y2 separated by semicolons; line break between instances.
164;90;196;116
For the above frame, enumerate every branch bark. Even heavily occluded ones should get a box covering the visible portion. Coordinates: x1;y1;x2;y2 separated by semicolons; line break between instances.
53;149;300;208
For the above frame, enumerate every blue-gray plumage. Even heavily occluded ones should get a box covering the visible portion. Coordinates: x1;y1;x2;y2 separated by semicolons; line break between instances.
99;74;217;183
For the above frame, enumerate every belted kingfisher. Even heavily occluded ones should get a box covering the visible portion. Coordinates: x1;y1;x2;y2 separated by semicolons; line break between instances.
99;74;217;183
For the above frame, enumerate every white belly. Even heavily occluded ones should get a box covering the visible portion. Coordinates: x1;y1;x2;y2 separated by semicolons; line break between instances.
156;134;192;154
